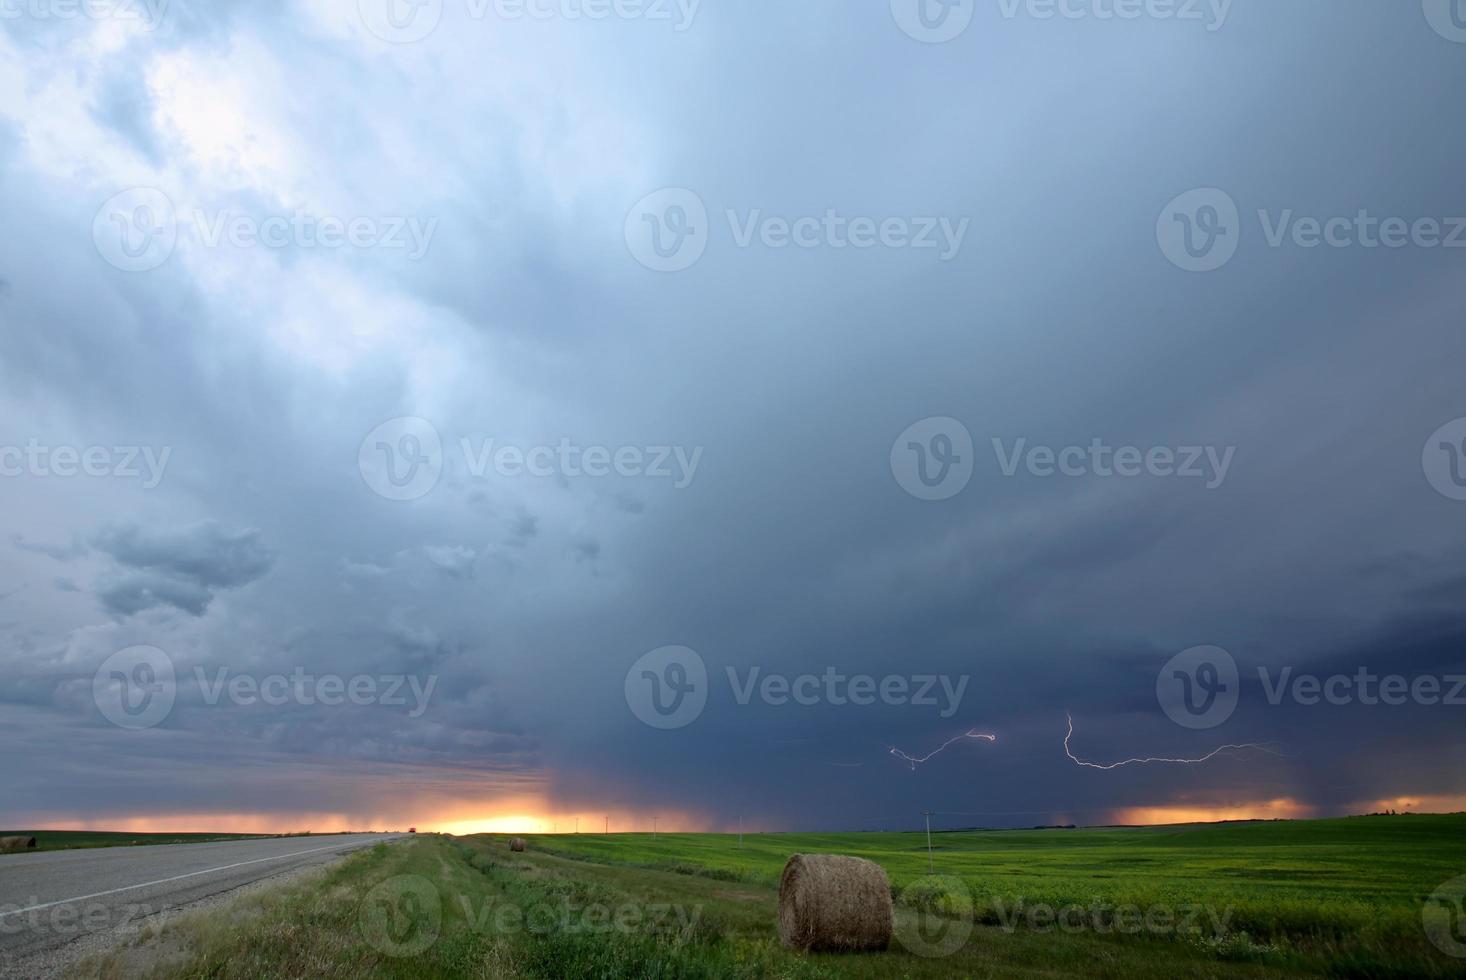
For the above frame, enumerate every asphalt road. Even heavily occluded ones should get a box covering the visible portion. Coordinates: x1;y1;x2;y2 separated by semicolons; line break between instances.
0;832;403;978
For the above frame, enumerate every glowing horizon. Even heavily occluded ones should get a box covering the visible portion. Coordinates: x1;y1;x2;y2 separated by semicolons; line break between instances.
13;796;1466;836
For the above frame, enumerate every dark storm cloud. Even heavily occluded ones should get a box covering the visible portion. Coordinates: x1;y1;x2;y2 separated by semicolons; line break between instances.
84;521;275;616
0;1;1464;831
91;522;274;590
95;569;217;616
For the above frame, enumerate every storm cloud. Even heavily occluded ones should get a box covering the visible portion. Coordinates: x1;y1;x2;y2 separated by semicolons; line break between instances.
0;1;1464;833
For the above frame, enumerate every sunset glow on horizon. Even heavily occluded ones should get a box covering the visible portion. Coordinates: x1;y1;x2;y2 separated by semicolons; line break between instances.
15;797;1466;837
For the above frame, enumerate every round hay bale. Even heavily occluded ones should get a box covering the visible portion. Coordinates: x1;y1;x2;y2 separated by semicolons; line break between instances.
509;838;526;852
0;836;37;854
778;853;892;952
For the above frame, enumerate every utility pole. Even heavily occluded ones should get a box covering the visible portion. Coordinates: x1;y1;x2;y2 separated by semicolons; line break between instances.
575;817;579;834
738;815;743;850
922;811;935;873
652;816;658;837
605;816;609;835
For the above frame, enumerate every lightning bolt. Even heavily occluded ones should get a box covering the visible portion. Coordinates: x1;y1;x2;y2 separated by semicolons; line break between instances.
890;729;997;771
1063;713;1278;770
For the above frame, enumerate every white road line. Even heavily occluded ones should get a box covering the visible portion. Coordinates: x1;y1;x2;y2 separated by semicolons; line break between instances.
0;838;389;919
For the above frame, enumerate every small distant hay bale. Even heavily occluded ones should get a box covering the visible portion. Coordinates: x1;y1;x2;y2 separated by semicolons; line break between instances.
778;853;892;952
509;838;526;852
0;836;37;854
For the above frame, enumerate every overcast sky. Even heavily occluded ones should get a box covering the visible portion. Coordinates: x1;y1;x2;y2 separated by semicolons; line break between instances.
2;0;1465;834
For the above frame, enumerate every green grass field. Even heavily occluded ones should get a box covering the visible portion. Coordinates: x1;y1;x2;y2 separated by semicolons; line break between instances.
0;829;318;852
69;814;1466;979
534;815;1466;946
